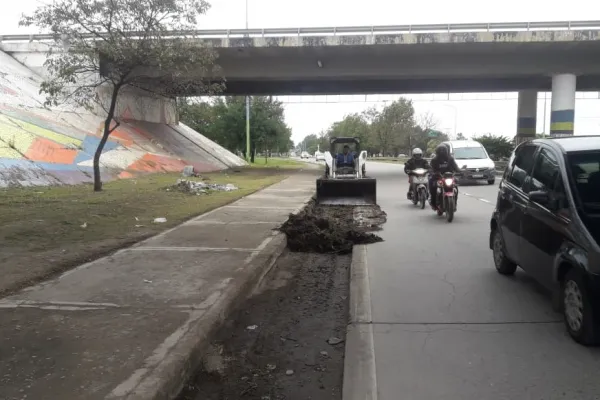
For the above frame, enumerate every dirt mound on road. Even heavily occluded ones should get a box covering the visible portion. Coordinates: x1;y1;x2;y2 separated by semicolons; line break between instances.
280;200;386;254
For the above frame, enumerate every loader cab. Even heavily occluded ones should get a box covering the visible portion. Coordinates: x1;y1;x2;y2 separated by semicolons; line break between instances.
316;137;376;206
335;145;358;173
329;137;361;176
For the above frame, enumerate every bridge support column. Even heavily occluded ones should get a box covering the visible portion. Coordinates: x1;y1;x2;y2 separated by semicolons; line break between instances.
550;74;576;137
515;91;537;145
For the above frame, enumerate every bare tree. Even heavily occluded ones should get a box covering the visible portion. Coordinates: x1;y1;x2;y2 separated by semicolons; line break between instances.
21;0;223;191
416;111;439;131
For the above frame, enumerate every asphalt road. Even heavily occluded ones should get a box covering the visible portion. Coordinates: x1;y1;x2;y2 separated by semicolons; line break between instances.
365;161;600;400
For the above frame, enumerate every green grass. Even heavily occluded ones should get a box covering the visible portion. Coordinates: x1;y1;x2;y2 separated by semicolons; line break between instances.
370;157;410;164
0;169;289;296
247;157;307;169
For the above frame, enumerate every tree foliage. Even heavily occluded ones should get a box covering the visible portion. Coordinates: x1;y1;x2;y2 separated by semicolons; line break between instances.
472;134;514;160
21;0;222;191
179;96;293;161
310;98;448;157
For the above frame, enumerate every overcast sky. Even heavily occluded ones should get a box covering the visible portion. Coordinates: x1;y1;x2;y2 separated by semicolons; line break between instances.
1;0;597;144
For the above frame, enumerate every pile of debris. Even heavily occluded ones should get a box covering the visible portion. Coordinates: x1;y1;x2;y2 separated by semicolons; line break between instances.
280;200;386;254
172;179;238;195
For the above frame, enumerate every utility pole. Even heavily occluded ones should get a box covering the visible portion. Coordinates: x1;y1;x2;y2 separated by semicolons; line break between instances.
245;0;251;162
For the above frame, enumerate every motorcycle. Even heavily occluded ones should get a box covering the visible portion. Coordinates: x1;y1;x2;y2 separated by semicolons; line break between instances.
433;172;459;223
407;168;429;209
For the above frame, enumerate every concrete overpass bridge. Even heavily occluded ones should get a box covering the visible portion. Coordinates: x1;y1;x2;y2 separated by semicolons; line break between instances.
3;20;600;138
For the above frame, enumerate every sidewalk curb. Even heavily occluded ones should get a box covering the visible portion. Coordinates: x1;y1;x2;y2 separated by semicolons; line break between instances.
342;245;378;400
109;192;315;400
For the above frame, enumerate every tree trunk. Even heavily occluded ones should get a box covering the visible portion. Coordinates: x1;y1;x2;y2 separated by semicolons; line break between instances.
93;84;121;192
250;141;256;163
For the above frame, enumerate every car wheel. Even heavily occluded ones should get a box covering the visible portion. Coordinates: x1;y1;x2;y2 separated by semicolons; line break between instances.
492;229;517;275
488;178;495;185
563;269;600;345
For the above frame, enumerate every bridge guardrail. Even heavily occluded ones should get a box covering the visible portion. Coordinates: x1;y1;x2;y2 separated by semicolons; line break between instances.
2;20;600;42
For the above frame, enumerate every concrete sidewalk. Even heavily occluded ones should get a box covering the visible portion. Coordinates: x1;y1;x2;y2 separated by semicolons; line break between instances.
0;171;316;400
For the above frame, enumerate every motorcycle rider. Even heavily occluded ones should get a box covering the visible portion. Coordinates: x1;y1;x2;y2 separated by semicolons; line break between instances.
404;148;429;199
429;144;461;210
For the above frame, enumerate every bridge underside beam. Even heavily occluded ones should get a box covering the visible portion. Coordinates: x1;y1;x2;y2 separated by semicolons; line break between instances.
140;75;600;96
101;40;600;96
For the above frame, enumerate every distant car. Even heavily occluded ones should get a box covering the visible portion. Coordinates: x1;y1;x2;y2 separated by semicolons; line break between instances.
315;152;325;161
301;151;310;159
442;140;496;184
490;136;600;345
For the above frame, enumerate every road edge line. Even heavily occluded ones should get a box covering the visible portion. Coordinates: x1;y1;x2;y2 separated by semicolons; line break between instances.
342;244;378;400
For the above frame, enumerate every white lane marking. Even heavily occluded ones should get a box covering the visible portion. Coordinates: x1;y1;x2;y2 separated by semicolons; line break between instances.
462;192;493;205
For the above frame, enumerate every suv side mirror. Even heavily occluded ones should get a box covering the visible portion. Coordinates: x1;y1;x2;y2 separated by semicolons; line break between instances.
528;190;549;204
529;190;558;210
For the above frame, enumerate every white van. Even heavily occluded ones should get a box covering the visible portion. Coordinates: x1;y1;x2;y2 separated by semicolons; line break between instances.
441;140;497;184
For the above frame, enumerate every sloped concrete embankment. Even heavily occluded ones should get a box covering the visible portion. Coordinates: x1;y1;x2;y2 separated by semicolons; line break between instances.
0;49;245;187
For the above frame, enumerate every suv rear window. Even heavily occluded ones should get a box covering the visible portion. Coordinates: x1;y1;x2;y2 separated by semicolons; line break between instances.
568;151;600;213
568;151;600;245
529;149;560;193
507;145;537;188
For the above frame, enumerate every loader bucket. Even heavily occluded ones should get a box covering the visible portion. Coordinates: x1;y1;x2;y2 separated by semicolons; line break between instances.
316;178;377;205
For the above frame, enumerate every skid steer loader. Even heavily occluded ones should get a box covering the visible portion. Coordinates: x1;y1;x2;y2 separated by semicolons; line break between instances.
316;137;377;205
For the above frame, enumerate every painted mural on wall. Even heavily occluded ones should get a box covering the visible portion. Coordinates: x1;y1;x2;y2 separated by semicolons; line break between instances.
0;50;244;188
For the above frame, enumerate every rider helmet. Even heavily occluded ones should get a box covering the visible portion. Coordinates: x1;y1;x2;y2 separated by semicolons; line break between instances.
435;144;449;159
412;148;423;160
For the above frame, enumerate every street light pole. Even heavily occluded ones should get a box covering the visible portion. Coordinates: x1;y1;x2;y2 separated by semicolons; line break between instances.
245;0;251;162
542;92;548;138
442;103;458;137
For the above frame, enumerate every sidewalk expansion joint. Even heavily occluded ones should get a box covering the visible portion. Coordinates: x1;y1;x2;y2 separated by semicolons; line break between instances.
224;205;299;210
129;246;256;252
0;300;225;312
184;220;277;225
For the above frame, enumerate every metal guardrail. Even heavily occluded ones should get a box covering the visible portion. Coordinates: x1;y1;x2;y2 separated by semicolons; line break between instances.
2;20;600;42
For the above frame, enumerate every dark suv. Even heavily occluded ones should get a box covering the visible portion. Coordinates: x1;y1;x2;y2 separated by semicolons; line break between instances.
489;136;600;345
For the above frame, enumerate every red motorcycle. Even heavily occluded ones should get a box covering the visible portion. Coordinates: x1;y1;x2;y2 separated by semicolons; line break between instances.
433;172;459;223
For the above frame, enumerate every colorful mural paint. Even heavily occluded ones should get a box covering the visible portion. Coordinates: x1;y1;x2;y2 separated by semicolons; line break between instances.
0;50;245;188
